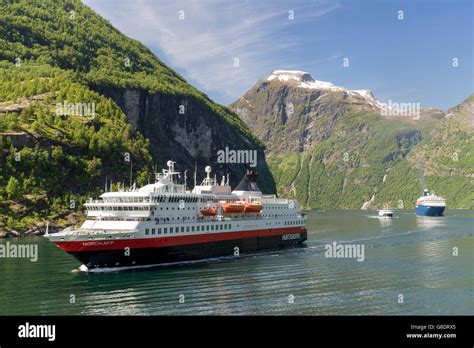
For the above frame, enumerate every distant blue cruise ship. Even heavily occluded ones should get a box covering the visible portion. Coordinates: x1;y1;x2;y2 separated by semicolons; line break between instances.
416;189;446;216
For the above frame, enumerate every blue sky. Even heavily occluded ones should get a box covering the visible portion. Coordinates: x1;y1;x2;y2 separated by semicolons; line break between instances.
84;0;473;110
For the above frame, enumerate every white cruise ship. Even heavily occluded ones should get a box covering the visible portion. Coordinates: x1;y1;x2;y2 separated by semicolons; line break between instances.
45;161;307;270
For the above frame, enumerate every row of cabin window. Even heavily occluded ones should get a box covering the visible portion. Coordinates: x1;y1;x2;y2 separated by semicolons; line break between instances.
150;196;166;203
262;214;297;217
285;220;301;226
155;206;194;210
101;196;200;204
145;223;232;235
100;197;260;204
103;198;149;203
167;196;198;203
88;206;195;212
88;206;149;211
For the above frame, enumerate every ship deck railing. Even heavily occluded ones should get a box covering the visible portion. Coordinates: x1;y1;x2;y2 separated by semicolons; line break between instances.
84;213;305;225
73;229;139;236
85;196;294;205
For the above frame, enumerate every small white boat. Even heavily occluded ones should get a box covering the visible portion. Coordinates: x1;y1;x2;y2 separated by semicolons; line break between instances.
378;207;393;218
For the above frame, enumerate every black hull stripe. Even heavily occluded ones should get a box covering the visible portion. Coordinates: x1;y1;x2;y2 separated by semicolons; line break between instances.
70;233;307;269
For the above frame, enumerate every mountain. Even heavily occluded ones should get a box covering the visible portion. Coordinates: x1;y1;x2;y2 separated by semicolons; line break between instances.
0;0;275;233
230;70;473;209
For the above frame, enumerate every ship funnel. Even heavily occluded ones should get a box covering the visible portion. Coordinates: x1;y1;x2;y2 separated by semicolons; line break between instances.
232;169;262;196
423;189;430;196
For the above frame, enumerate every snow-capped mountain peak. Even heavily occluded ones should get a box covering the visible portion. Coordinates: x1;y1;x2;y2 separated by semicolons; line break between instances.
352;89;375;99
267;70;343;91
266;70;386;111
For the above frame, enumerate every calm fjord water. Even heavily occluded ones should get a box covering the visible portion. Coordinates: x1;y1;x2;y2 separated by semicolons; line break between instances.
0;210;472;315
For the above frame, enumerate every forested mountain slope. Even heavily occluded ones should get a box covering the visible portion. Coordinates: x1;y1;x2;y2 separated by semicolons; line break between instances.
231;71;473;209
0;0;274;232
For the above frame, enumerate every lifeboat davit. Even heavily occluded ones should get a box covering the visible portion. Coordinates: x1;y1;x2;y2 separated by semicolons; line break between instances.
223;203;245;214
244;203;262;213
200;206;217;216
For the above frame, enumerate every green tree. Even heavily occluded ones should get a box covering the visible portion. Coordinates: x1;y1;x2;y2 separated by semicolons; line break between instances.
5;176;21;199
7;217;14;229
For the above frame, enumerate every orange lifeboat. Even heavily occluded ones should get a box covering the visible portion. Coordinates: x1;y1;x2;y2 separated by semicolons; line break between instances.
223;203;245;214
200;206;217;216
244;203;262;213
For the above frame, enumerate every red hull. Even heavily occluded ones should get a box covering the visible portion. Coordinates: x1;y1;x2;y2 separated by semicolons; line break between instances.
53;226;306;252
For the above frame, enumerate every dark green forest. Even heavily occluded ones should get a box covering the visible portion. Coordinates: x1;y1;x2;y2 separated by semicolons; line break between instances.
268;108;473;210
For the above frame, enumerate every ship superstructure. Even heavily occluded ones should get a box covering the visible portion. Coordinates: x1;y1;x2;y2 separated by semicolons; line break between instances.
45;161;307;269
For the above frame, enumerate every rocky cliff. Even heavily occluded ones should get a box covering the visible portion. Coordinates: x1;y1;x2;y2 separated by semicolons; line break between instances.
92;85;275;192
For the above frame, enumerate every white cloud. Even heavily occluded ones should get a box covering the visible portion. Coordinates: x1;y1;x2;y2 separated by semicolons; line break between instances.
83;0;340;103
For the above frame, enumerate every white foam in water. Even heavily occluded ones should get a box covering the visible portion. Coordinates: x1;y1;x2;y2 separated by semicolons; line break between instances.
75;247;305;273
76;254;244;273
367;215;399;219
78;264;89;272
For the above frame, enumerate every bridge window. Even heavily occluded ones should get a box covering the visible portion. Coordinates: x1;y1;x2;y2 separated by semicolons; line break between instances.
145;229;149;235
